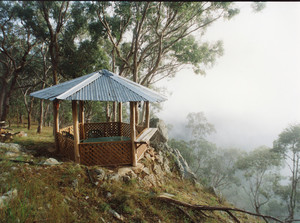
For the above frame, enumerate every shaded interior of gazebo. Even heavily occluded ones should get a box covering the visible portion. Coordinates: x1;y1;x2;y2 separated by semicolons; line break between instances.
30;69;166;167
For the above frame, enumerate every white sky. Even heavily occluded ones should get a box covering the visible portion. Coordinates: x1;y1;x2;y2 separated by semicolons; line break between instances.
156;2;300;150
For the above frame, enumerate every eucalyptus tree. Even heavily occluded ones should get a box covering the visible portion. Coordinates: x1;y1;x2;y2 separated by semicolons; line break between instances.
236;146;281;215
92;2;239;85
273;124;300;222
0;1;40;121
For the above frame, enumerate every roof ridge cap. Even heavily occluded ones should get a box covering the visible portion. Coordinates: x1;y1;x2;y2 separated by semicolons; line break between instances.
56;71;100;100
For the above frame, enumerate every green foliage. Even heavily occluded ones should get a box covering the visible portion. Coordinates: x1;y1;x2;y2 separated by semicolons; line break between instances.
272;124;300;221
273;124;300;155
236;146;282;214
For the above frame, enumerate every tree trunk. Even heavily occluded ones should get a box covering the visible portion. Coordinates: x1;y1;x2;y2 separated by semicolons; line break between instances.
1;92;10;122
27;112;31;130
0;87;6;121
37;99;44;133
43;102;50;127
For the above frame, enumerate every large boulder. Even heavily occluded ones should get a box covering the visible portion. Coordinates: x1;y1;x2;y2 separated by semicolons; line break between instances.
150;118;168;143
150;118;196;182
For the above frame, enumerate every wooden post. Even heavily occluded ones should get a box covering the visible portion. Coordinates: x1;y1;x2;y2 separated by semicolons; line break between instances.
145;101;150;128
113;101;117;122
79;101;85;139
118;102;122;123
135;102;139;125
72;100;80;163
130;102;137;167
53;100;60;152
118;102;123;136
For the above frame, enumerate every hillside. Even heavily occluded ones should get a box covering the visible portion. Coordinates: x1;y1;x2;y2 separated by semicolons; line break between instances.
0;123;263;223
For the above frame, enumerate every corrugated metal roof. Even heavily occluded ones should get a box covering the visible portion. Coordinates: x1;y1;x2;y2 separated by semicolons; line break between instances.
30;69;167;103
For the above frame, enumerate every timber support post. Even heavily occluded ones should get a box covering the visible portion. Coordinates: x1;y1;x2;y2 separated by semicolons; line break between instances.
79;101;85;139
130;102;137;167
145;101;150;128
72;100;80;163
53;100;60;152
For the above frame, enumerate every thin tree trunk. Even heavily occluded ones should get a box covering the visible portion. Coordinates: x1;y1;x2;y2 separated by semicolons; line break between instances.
43;102;50;127
37;99;44;133
27;112;31;130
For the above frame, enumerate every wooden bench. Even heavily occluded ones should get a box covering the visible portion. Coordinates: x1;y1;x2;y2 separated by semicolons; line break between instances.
135;128;158;144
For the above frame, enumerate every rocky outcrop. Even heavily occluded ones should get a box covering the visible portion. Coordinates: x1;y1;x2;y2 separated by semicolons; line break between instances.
0;189;18;209
150;118;197;182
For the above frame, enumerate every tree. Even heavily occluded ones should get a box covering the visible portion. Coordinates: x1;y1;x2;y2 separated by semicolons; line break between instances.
93;2;239;84
273;124;300;222
0;1;40;121
236;146;281;215
186;112;216;140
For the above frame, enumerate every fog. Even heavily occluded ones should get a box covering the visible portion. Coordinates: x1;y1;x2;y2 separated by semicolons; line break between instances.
156;2;300;151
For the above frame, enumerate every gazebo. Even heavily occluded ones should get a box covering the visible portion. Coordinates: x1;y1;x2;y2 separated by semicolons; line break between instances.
30;69;166;167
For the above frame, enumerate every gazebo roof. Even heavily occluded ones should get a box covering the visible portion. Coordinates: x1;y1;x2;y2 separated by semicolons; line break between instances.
30;69;167;103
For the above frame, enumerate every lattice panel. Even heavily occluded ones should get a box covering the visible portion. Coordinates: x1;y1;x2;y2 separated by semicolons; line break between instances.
83;122;122;138
59;125;74;135
57;132;75;161
121;123;131;138
137;143;148;161
79;141;132;166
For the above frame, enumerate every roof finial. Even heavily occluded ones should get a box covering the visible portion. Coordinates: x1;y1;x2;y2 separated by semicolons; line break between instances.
102;69;113;77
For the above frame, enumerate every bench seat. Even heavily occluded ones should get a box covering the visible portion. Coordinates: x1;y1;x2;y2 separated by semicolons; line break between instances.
135;128;157;144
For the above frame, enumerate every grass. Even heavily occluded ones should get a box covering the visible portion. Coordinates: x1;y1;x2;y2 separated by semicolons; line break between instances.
0;124;263;223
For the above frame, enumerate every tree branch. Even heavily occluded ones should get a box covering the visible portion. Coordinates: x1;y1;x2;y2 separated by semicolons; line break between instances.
157;194;284;223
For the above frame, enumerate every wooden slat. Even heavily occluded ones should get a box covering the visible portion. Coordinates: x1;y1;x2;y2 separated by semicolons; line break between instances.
137;144;148;161
135;128;157;143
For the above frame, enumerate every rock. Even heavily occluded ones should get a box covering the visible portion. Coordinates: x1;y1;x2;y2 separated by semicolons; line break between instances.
150;118;168;143
142;167;150;175
143;174;157;187
118;167;134;176
163;157;171;174
127;170;137;179
0;142;22;153
150;118;197;182
72;179;79;191
131;163;144;174
108;174;120;182
43;158;60;165
122;175;131;183
16;131;27;137
155;152;164;164
0;189;18;209
5;152;19;158
144;152;154;162
95;168;106;181
148;147;155;157
153;164;164;178
109;209;125;221
106;192;112;198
